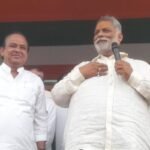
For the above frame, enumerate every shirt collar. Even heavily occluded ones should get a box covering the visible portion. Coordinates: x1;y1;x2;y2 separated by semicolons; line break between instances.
1;62;24;74
92;52;128;62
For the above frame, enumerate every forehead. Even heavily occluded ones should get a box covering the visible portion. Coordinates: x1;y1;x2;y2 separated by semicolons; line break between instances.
5;34;27;46
95;21;115;30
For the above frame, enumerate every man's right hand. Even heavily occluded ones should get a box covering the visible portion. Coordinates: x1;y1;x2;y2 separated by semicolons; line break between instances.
79;62;108;79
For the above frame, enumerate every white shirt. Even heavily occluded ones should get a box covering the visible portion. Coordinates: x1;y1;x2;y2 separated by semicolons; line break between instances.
45;91;56;150
51;54;150;150
0;63;47;150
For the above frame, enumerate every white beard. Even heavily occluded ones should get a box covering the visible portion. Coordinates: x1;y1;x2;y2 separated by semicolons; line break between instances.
94;40;112;55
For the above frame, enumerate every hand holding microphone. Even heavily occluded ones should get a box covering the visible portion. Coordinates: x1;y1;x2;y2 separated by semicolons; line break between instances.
112;42;133;80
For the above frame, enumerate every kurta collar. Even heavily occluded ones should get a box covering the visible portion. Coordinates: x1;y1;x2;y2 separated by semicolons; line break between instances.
0;62;24;74
92;52;128;62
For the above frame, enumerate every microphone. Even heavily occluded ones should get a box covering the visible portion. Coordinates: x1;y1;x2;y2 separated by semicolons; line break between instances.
112;42;121;61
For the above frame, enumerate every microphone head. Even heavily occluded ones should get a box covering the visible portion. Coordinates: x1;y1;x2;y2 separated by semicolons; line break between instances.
112;42;119;51
111;42;121;60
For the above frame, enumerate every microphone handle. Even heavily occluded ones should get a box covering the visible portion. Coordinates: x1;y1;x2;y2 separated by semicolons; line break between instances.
114;49;121;60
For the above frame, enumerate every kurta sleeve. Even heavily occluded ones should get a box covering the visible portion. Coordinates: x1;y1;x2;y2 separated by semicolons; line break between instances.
128;62;150;102
51;62;87;107
34;80;48;142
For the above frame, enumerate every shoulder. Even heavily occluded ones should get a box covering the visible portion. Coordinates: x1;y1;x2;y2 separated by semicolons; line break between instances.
72;61;91;70
127;58;149;66
125;58;150;73
24;69;41;79
23;70;44;85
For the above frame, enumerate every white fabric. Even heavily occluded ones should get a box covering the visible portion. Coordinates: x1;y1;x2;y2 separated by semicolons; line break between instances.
55;106;68;150
45;91;56;150
51;54;150;150
0;63;47;150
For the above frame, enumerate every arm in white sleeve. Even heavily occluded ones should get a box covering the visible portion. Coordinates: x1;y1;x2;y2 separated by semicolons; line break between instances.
34;80;48;142
51;62;87;107
128;65;150;102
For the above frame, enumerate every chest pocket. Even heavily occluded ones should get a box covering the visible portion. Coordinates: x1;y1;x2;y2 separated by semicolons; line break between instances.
16;83;38;106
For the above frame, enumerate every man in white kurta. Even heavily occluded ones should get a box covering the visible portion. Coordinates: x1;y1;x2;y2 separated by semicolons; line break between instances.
51;16;150;150
0;32;47;150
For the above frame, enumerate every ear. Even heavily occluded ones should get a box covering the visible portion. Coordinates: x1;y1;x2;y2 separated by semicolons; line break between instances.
118;33;123;43
0;47;5;57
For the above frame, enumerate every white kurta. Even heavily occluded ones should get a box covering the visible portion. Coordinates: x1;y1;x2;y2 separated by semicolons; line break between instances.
55;106;68;150
0;63;47;150
51;54;150;150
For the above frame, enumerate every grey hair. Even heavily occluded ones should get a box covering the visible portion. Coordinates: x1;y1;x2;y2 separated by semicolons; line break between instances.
2;31;30;52
97;16;122;32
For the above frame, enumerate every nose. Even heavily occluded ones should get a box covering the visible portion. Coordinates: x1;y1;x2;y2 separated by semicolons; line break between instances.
13;46;21;52
15;47;20;51
94;30;104;41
